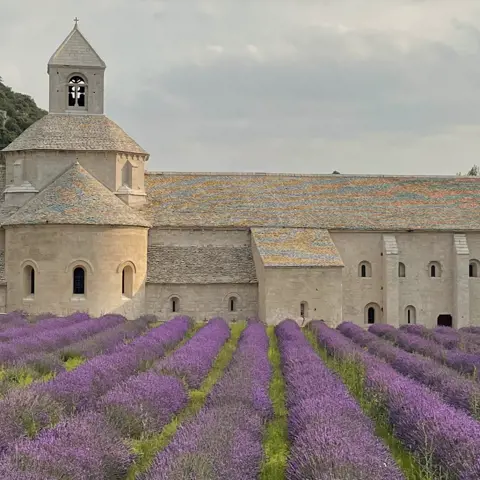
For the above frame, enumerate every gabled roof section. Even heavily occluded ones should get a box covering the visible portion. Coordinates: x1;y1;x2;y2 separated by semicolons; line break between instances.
2;114;147;154
3;162;150;227
147;246;257;284
252;228;344;267
48;24;105;68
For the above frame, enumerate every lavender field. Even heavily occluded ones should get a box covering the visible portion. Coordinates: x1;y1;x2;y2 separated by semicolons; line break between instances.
0;312;479;479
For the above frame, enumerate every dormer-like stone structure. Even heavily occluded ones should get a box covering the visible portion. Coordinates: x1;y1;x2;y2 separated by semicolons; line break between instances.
2;22;148;208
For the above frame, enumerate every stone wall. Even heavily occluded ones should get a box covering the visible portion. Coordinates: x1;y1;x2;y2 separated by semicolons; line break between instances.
330;232;384;324
5;224;148;318
259;265;343;326
4;151;146;198
467;233;480;325
48;65;105;115
145;283;258;322
395;232;454;328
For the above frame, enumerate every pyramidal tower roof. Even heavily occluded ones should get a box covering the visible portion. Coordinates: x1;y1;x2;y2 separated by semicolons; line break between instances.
48;21;105;68
3;162;150;228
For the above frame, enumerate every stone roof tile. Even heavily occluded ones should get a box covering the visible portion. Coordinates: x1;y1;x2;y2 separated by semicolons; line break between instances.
2;114;147;155
252;228;344;267
143;173;480;231
147;245;257;284
48;25;105;68
2;162;151;227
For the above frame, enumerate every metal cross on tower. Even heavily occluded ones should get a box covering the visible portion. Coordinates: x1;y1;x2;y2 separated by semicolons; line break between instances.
74;17;79;27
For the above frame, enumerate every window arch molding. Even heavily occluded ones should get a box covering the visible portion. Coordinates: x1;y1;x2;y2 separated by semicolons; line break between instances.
398;262;406;278
168;294;181;314
116;261;137;274
364;302;380;324
469;259;480;278
224;293;241;313
64;259;94;275
21;260;38;298
358;261;372;278
428;261;441;278
405;305;416;324
20;259;40;273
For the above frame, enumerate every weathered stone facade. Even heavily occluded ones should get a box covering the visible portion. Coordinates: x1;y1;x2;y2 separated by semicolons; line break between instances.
1;23;480;328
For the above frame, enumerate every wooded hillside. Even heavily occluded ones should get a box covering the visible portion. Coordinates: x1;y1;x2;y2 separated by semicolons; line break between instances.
0;77;47;150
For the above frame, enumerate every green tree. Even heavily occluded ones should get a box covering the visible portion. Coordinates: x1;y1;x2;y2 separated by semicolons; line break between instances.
0;77;47;150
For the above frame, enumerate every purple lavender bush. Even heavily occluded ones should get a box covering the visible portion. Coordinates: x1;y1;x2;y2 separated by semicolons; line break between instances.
36;315;191;413
206;322;272;419
0;388;64;453
0;316;191;452
277;320;404;480
155;317;230;389
370;323;480;379
338;321;480;418
0;312;90;342
311;320;480;479
143;405;265;480
143;321;271;480
59;314;151;360
101;371;188;438
0;314;124;365
0;311;28;331
4;412;132;480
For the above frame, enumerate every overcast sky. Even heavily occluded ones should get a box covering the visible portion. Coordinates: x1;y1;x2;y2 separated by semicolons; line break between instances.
1;0;480;175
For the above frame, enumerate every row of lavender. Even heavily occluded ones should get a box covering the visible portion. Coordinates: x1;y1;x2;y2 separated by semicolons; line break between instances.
370;323;480;379
0;318;235;478
0;314;154;397
0;315;191;453
338;322;480;418
278;320;403;480
143;320;272;480
403;324;480;353
311;320;480;479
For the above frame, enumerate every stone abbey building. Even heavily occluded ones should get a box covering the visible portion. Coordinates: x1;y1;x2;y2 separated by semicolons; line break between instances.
1;23;480;328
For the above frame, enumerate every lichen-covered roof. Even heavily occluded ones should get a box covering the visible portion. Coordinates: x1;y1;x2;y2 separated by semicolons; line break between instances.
48;24;105;68
147;246;257;284
2;162;151;227
143;172;480;231
2;114;147;155
252;228;343;267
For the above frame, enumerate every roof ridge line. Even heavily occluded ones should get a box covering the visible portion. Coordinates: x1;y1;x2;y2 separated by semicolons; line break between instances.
145;171;469;179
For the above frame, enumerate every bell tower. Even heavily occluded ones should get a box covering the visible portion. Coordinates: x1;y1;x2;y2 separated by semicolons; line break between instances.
47;19;106;114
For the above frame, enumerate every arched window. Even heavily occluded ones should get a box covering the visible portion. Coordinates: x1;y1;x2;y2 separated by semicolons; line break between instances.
405;305;416;324
398;262;406;278
469;260;480;278
23;265;35;297
171;297;179;313
428;262;441;278
73;267;85;295
358;261;372;278
121;161;133;189
122;266;134;298
228;296;237;312
365;303;380;324
68;75;87;108
300;301;308;318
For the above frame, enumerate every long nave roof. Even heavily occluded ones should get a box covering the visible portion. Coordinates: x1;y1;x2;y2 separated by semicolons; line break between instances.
143;172;480;231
